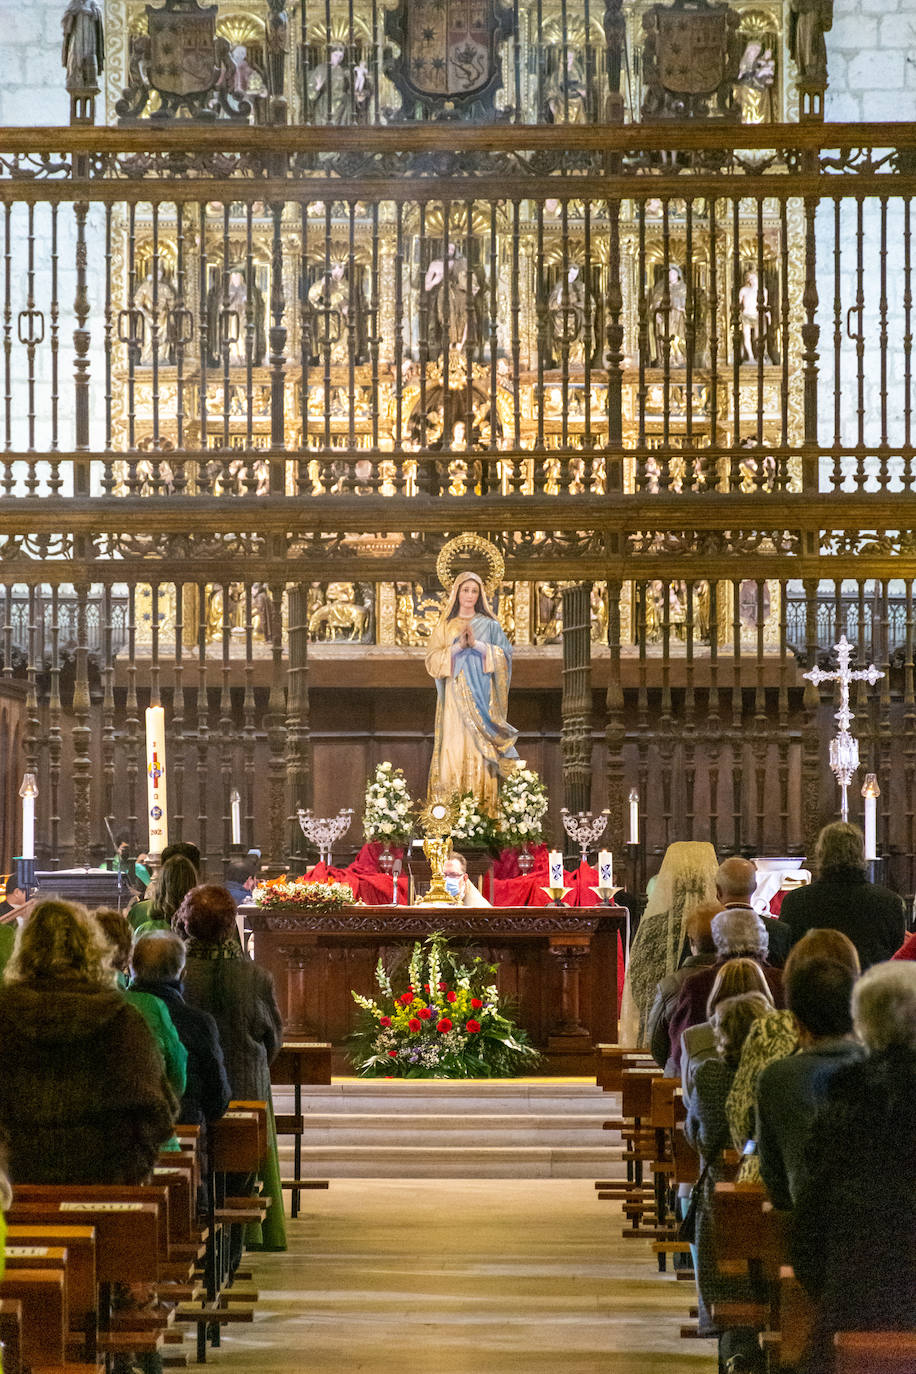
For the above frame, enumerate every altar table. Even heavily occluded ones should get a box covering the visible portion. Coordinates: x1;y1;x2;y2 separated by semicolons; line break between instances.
245;904;626;1075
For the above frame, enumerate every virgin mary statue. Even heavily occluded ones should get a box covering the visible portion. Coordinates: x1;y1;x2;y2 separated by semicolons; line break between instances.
425;573;519;810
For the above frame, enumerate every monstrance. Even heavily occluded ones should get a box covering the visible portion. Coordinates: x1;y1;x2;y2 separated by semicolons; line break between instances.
414;795;460;906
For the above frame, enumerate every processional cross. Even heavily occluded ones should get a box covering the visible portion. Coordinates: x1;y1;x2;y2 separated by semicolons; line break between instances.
803;634;884;822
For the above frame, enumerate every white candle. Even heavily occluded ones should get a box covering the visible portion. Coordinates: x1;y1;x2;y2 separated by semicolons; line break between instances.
19;773;37;861
628;789;639;845
861;774;880;862
864;796;876;860
230;789;241;846
145;706;169;860
548;850;564;888
598;850;614;888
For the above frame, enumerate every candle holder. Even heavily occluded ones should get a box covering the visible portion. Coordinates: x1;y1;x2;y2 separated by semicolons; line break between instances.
14;856;36;899
296;807;354;866
560;807;610;866
541;884;572;907
589;884;623;907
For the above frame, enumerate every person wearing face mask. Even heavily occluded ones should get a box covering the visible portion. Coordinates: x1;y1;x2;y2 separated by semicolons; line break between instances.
442;852;491;908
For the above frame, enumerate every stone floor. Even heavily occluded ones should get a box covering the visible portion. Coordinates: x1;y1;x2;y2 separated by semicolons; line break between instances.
212;1179;718;1374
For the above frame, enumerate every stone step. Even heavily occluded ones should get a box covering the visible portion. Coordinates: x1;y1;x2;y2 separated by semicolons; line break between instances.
277;1112;620;1148
274;1079;617;1118
277;1144;628;1180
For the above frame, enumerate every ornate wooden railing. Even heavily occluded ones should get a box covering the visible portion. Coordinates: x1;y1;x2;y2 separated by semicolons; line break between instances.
1;121;915;888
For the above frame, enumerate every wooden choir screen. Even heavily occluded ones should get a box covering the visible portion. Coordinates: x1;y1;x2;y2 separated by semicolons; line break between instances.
0;123;915;888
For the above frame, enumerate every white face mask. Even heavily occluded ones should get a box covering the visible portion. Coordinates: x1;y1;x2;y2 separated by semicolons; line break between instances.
444;876;462;898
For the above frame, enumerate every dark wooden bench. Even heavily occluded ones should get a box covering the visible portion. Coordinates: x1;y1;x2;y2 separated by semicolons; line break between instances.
270;1041;332;1217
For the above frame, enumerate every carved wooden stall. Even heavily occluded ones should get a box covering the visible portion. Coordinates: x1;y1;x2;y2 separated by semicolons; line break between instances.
246;903;627;1070
3;0;915;891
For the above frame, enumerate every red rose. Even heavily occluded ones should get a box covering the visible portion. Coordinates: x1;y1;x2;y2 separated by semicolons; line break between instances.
379;1016;392;1028
438;982;448;991
446;991;457;1003
470;998;483;1010
465;1019;481;1033
400;992;413;1005
436;1018;453;1033
424;983;431;992
387;1050;397;1057
408;1018;422;1033
418;1007;433;1021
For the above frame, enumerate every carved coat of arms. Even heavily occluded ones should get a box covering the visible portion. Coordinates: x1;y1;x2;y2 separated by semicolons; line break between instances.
147;0;217;96
385;0;514;119
641;0;741;119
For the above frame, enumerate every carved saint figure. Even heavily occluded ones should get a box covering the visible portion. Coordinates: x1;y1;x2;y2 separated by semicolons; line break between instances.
265;0;288;100
425;573;519;811
424;244;484;360
788;0;833;83
206;268;266;367
738;269;771;362
547;265;588;366
307;46;349;124
62;0;104;94
133;267;177;366
544;49;588;124
307;261;366;364
649;265;687;366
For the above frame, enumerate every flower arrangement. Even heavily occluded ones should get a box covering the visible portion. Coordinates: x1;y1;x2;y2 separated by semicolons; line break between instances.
363;761;414;845
349;932;541;1079
497;764;549;848
254;877;355;910
449;789;499;850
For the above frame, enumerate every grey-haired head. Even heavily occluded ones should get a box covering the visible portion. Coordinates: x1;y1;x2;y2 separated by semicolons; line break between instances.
711;906;769;961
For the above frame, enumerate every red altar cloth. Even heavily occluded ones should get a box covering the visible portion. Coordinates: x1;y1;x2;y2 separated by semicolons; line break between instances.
294;846;625;998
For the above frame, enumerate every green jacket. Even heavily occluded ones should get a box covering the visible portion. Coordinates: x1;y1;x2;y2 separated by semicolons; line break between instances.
0;923;15;977
122;987;188;1097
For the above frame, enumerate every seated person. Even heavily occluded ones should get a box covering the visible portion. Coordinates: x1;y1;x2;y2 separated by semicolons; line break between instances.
0;898;176;1185
93;907;188;1101
756;956;862;1210
680;956;774;1096
791;961;916;1372
647;900;720;1071
130;854;199;935
224;858;257;908
727;928;862;1183
443;852;491;908
0;885;27;920
130;930;231;1176
667;908;784;1075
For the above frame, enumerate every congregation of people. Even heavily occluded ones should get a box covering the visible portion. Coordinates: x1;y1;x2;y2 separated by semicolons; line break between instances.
623;821;915;1374
0;842;286;1290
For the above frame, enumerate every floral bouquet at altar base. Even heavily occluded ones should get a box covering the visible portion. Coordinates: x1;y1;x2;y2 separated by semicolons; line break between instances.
449;789;499;850
497;764;549;849
363;761;414;845
253;877;355;910
348;933;541;1079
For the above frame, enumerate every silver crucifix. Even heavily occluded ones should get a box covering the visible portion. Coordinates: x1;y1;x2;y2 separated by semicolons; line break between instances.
803;635;884;822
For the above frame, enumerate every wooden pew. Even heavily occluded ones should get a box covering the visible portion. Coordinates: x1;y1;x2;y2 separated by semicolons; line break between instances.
0;1267;68;1368
0;1298;23;1374
834;1331;916;1373
5;1225;97;1361
270;1041;332;1217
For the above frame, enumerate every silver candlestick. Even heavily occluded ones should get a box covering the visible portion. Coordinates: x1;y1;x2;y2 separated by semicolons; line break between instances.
560;807;610;866
803;635;883;822
296;807;354;865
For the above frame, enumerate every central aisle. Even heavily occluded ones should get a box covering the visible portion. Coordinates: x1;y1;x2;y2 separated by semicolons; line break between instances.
215;1179;718;1374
